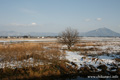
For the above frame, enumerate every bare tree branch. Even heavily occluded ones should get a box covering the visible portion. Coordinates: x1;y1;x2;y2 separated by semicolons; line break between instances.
58;27;80;49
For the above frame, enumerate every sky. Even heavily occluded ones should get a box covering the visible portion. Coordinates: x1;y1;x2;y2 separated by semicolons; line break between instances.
0;0;120;33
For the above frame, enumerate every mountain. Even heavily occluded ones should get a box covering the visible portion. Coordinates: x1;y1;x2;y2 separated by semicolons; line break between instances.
0;31;23;36
0;27;120;37
28;32;57;36
0;31;57;36
80;27;120;37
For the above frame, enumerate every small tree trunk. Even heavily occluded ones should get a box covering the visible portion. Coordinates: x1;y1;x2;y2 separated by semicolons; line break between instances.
68;45;71;50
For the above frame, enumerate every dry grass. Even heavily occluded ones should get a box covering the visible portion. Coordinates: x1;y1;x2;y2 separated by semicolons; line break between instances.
0;43;43;61
0;42;64;60
0;40;120;79
0;61;79;80
0;42;68;79
75;42;102;47
115;58;120;62
0;42;65;68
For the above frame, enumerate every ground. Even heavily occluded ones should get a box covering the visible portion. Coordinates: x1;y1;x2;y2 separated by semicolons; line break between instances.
0;37;120;79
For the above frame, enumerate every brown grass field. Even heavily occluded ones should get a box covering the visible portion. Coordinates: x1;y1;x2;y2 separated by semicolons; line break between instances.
0;38;120;79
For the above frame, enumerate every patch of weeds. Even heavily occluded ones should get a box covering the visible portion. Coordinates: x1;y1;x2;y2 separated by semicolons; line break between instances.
97;65;107;72
115;58;120;62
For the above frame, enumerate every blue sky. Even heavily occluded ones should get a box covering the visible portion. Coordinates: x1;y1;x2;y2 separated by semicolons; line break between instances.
0;0;120;33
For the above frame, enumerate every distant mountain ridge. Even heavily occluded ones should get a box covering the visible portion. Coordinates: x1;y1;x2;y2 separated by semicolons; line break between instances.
0;27;120;37
80;27;120;37
0;31;57;36
0;31;23;36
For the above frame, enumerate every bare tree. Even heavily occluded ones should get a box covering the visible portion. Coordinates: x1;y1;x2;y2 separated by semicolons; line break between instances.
58;27;79;50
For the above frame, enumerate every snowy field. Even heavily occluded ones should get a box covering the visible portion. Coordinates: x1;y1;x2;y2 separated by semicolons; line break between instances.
0;37;120;42
0;38;57;43
64;37;120;73
0;37;120;73
66;51;120;72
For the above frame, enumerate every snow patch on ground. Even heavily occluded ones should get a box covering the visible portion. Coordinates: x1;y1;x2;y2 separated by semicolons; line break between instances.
65;51;120;70
0;58;44;69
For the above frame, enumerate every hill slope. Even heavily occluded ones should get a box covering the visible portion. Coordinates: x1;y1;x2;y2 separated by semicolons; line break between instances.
81;27;120;37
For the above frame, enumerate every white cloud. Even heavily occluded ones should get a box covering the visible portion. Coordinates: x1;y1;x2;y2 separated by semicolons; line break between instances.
85;19;90;22
96;18;102;21
32;23;37;25
10;23;25;26
10;23;37;27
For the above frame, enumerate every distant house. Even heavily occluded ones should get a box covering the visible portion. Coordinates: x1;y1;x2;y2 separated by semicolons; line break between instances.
7;36;10;38
42;36;44;38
